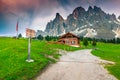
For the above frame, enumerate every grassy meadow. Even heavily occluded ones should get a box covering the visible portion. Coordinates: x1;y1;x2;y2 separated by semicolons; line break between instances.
1;37;120;80
0;37;81;80
92;43;120;79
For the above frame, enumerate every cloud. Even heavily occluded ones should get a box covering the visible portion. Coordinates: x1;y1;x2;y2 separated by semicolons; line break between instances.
0;0;60;20
0;0;69;36
0;0;120;36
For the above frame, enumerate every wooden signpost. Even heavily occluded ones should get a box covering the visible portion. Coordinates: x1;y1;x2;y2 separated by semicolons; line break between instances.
26;28;36;62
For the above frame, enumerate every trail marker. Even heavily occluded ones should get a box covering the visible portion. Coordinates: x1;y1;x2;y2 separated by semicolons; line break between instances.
26;28;36;62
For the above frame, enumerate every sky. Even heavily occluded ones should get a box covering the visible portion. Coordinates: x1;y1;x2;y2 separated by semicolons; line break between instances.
0;0;120;37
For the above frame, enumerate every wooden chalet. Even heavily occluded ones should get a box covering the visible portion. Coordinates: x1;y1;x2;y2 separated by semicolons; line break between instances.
58;32;80;47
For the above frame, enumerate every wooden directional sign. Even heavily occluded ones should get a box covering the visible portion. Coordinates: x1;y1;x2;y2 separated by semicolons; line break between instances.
26;28;35;62
26;28;36;38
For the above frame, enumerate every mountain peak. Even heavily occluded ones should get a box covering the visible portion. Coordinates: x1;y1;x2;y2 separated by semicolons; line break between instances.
55;13;64;21
94;6;100;9
56;13;60;17
72;6;86;19
73;6;85;13
93;6;102;12
88;6;93;11
118;16;120;20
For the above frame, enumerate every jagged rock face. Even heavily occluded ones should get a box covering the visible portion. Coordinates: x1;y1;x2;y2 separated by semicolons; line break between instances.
44;6;120;39
45;13;66;36
66;7;87;32
118;16;120;20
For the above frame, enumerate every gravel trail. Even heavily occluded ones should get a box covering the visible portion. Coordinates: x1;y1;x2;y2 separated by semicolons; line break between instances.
36;49;117;80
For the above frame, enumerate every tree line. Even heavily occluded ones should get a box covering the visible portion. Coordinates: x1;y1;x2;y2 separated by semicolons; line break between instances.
37;35;59;41
18;33;120;44
37;35;120;44
36;35;97;47
79;36;120;44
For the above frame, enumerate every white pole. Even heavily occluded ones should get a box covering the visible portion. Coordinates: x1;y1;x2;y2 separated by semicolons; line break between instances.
17;31;18;38
26;37;34;62
28;37;31;60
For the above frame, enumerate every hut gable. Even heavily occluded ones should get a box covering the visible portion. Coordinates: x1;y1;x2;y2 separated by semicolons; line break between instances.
59;32;79;39
58;32;80;47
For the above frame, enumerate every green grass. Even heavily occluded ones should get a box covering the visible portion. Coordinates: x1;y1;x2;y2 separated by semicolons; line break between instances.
0;37;81;80
92;42;120;80
2;37;120;80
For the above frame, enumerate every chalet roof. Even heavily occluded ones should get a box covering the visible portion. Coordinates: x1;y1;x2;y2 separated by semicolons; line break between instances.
59;32;79;39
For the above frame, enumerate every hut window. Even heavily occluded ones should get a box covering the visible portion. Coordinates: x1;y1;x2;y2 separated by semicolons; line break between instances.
71;41;75;44
66;39;69;44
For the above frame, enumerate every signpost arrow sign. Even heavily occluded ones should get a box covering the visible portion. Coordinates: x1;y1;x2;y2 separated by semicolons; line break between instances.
26;28;36;62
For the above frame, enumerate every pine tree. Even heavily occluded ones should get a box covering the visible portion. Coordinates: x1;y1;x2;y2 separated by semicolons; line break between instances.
92;39;97;47
45;35;50;41
18;33;22;38
83;38;88;47
37;35;43;40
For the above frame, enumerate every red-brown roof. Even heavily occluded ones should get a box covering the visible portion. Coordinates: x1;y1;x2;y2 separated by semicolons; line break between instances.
59;32;79;39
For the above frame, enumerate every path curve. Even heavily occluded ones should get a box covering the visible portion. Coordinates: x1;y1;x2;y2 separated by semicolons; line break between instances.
36;49;117;80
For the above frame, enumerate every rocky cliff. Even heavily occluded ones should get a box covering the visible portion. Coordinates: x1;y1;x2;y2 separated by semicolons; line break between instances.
44;6;120;39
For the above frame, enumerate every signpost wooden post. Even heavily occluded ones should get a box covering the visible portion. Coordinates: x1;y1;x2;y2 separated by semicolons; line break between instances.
26;28;36;62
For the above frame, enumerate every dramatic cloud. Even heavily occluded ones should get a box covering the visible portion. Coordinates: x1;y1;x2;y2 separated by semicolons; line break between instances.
0;0;120;36
0;0;62;36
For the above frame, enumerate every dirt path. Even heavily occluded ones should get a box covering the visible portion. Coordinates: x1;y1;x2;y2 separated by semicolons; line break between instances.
36;49;117;80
